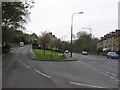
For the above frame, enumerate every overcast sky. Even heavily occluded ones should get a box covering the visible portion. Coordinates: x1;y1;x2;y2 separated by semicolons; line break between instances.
26;0;119;41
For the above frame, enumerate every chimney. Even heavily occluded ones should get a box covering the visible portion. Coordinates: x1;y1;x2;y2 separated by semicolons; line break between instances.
49;32;52;35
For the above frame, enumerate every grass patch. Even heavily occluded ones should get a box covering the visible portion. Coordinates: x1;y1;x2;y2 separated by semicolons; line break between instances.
32;49;66;60
10;48;14;50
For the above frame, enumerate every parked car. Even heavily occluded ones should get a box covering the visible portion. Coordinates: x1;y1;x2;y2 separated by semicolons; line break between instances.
19;42;24;47
65;50;69;53
106;52;119;59
82;51;88;55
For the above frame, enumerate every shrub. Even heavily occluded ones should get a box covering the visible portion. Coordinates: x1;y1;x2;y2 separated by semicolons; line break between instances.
2;43;10;54
32;42;39;49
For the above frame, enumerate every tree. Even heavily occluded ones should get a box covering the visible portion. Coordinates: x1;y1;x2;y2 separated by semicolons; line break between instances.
38;31;63;55
56;39;62;50
2;1;34;42
2;1;34;53
2;1;34;29
49;38;62;54
63;41;71;51
73;31;91;52
38;31;51;55
72;31;99;54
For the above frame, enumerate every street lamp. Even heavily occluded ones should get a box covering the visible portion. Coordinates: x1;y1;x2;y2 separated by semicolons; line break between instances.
70;12;84;57
82;28;92;53
82;28;92;37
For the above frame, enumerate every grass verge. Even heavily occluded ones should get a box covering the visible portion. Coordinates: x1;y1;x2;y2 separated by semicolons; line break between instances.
32;49;66;60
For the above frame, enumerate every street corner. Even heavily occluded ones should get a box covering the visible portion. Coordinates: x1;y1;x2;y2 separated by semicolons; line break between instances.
28;49;40;60
29;49;78;62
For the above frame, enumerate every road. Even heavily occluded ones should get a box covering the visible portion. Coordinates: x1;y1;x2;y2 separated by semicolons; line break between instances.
2;45;119;88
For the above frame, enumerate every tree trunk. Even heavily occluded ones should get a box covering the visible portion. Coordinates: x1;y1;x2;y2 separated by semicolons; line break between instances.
44;47;45;55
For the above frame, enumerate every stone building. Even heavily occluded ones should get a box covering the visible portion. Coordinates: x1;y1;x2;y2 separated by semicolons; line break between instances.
97;30;120;53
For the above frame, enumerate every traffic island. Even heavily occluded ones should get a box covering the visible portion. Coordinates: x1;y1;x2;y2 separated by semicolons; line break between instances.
29;48;78;61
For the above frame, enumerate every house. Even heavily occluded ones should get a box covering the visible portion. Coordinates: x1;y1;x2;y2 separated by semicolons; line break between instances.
97;30;120;54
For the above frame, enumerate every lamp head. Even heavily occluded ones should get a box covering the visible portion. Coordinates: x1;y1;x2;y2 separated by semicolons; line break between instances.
78;12;84;14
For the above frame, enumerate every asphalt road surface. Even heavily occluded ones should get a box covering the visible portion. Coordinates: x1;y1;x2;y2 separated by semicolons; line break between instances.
2;45;119;88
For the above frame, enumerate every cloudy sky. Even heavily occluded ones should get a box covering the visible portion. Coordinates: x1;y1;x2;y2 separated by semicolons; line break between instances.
26;0;119;41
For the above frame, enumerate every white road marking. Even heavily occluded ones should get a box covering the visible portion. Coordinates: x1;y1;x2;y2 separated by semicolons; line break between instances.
111;61;118;64
18;55;51;79
111;74;117;77
106;72;109;73
33;69;51;79
99;71;104;74
109;76;115;79
104;73;109;76
116;79;120;82
69;82;106;88
78;60;118;81
23;64;31;68
18;57;22;63
18;60;22;63
18;59;51;79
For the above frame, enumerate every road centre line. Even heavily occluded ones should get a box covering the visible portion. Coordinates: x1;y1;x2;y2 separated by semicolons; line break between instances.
69;82;106;88
105;72;117;77
79;60;117;77
22;63;31;68
78;60;118;81
93;68;119;82
109;60;118;64
33;69;51;79
94;68;117;77
111;74;117;77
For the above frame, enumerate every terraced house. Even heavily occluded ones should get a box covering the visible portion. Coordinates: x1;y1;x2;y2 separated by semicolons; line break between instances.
97;30;120;54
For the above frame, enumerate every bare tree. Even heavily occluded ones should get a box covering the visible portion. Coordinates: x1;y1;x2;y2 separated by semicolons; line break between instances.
38;31;51;55
38;31;63;55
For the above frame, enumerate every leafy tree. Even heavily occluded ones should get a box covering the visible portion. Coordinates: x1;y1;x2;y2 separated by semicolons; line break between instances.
2;1;34;42
63;41;71;51
73;31;91;52
2;1;34;53
2;1;34;29
72;31;99;54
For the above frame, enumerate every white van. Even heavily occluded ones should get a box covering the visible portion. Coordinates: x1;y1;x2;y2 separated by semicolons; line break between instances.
20;42;24;47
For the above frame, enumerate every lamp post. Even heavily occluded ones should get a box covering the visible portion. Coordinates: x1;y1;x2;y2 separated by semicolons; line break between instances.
61;36;67;53
70;12;83;57
82;28;92;53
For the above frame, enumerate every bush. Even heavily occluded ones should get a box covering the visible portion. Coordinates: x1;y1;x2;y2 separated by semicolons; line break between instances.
2;43;10;54
32;42;39;49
